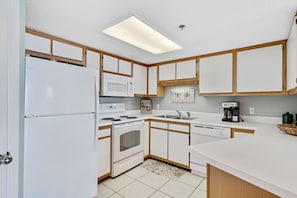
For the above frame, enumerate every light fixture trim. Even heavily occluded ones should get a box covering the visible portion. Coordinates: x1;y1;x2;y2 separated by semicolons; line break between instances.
102;15;182;54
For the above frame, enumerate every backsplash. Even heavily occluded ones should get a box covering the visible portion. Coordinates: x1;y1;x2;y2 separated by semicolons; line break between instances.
152;85;297;117
99;97;141;110
99;86;297;117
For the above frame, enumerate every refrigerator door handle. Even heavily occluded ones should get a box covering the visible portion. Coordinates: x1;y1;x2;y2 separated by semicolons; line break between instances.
94;75;99;147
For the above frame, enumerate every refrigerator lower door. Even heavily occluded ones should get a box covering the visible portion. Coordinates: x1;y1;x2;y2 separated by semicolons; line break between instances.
23;114;96;198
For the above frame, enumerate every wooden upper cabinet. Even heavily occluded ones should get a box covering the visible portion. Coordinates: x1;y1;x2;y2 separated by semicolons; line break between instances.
86;50;100;70
52;40;83;61
148;66;158;95
102;54;118;73
25;33;51;55
148;66;165;96
133;64;147;95
118;59;132;75
237;45;283;93
287;16;297;95
199;53;233;94
159;63;176;81
176;59;197;79
158;59;198;86
102;54;132;76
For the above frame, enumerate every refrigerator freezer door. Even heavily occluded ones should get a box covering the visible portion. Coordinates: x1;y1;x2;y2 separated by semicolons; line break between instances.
23;114;96;198
25;56;96;116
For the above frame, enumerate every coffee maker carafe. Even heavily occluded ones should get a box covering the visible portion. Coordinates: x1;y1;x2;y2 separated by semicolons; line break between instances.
222;101;240;122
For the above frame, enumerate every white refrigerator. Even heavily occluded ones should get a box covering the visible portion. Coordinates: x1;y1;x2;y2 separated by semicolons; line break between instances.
23;56;98;198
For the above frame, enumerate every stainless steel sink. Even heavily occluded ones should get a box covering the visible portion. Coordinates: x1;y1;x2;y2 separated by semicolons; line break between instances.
155;115;180;119
155;115;196;120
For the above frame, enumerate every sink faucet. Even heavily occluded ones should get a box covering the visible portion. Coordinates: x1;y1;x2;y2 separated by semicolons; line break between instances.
186;112;191;118
176;110;182;118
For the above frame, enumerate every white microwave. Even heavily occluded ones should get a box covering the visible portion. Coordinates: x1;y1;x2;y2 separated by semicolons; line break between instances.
101;73;134;97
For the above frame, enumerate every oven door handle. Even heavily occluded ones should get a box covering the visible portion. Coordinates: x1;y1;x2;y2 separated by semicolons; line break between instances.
113;120;144;129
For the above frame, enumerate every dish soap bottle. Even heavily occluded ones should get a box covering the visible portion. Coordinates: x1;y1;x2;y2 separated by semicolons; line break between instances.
282;112;293;124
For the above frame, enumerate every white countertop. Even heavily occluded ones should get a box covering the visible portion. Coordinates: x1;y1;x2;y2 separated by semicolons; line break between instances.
98;109;297;197
189;123;297;198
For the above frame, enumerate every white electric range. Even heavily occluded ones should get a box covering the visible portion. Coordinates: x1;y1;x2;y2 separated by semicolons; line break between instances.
99;103;144;177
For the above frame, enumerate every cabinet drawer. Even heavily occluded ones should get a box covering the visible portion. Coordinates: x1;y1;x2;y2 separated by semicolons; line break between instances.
97;128;111;138
168;123;189;133
150;121;168;129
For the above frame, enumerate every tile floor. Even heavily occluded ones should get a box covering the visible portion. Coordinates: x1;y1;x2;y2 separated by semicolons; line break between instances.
97;159;206;198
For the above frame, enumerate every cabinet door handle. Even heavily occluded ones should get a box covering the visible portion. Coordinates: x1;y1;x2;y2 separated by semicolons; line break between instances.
205;127;214;129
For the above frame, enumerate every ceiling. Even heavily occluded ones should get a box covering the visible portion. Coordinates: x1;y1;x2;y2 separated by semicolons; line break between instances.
26;0;297;64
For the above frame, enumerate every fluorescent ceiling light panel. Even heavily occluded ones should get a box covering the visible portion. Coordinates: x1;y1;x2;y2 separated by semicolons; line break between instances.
102;16;182;54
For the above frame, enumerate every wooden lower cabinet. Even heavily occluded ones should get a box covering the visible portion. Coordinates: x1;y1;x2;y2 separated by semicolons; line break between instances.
150;128;168;159
97;126;112;181
143;120;150;158
149;120;190;169
207;164;280;198
168;131;189;167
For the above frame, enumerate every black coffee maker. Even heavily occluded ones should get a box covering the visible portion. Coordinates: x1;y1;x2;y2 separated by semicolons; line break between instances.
222;101;240;122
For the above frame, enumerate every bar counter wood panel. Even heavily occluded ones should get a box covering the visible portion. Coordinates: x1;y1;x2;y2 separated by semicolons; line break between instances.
207;164;280;198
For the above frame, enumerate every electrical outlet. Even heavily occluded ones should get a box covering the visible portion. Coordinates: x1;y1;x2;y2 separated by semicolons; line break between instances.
156;104;160;110
249;107;255;115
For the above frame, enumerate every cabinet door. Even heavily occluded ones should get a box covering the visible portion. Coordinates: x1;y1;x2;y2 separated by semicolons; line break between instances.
52;40;83;61
119;59;132;75
199;53;233;94
168;132;189;166
143;121;149;157
133;64;147;95
176;60;197;79
102;55;118;73
97;137;111;178
86;50;100;70
148;66;157;95
150;128;167;159
237;45;283;92
287;16;297;91
25;33;51;54
159;63;175;81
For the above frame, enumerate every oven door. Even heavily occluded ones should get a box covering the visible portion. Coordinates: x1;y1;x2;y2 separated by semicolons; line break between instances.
113;121;144;162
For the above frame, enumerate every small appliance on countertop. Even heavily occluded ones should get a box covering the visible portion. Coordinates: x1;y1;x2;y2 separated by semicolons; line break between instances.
282;112;294;124
222;101;240;122
140;98;152;114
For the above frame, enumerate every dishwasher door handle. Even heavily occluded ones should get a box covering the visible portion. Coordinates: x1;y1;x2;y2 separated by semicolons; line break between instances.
205;127;214;129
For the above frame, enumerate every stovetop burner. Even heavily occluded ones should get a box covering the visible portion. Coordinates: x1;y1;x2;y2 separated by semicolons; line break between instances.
102;117;114;120
101;117;122;121
126;116;138;119
101;115;138;123
120;116;138;119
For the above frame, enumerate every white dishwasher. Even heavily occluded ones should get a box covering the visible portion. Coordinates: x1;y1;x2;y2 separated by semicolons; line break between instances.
190;124;230;177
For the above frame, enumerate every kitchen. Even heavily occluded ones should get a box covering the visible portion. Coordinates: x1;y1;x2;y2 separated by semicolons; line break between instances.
1;0;297;198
